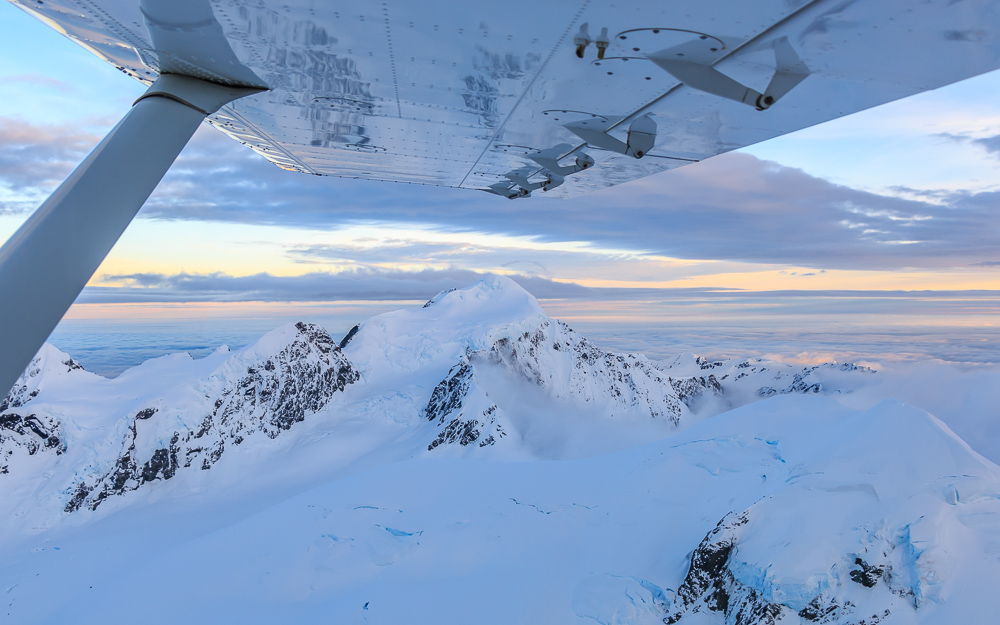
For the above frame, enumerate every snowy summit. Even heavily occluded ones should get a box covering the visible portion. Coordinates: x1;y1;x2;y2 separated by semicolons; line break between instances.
1;276;998;624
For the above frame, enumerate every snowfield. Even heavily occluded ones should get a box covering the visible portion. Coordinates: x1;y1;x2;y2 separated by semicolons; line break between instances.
2;277;999;624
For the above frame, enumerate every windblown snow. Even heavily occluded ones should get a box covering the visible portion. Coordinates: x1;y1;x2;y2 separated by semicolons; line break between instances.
1;276;998;624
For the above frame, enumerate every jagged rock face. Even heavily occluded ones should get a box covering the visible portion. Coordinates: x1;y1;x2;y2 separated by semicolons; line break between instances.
214;322;359;439
424;361;507;450
0;350;83;473
65;323;359;512
419;318;877;452
421;319;708;452
486;320;690;424
665;506;919;625
666;511;776;625
670;374;723;408
0;413;64;474
715;360;876;398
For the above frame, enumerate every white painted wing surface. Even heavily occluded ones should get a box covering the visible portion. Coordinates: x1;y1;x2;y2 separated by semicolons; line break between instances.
10;0;1000;197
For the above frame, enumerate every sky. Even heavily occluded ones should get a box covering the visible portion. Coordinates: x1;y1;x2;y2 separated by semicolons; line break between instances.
2;1;1000;368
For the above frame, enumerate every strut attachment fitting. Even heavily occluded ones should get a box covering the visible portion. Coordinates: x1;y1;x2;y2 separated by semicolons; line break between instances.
527;150;595;177
484;143;595;199
564;114;657;159
648;36;809;110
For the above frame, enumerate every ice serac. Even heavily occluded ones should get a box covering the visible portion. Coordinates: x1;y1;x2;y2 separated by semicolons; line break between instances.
63;322;358;511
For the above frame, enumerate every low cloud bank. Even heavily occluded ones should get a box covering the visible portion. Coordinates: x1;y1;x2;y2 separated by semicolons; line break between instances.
87;268;593;303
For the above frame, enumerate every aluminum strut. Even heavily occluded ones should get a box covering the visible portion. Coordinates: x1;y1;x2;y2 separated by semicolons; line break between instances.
0;75;263;397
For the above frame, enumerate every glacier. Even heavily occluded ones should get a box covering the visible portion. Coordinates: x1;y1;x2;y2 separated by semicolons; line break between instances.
1;276;998;624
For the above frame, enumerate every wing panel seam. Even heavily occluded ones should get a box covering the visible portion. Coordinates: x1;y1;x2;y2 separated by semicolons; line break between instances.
213;107;320;175
458;0;591;188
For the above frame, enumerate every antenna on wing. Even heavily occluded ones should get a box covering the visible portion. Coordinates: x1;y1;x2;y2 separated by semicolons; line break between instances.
595;27;610;60
573;23;592;58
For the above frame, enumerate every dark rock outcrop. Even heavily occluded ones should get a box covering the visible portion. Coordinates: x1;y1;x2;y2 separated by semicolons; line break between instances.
422;320;744;451
424;360;505;451
486;320;688;424
65;323;359;512
0;413;65;474
665;507;913;625
1;351;82;473
669;375;723;409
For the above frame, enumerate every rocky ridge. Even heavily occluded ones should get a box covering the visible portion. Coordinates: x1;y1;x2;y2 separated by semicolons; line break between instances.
2;278;877;513
665;509;912;625
0;345;88;473
63;322;358;511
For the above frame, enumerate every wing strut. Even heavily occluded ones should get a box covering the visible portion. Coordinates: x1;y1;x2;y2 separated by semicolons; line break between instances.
0;75;263;397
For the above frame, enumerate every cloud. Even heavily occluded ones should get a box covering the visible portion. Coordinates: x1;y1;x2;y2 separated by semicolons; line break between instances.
286;240;476;265
87;268;594;303
4;74;73;92
0;117;101;213
974;134;1000;155
938;131;1000;158
86;265;1000;310
7;117;1000;270
142;127;1000;270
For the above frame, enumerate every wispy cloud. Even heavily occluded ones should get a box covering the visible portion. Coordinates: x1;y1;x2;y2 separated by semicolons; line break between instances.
3;73;73;92
974;134;1000;155
86;266;1000;308
0;117;101;213
937;130;1000;159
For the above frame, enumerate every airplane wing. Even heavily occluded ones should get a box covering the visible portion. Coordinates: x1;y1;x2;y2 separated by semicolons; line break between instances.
9;0;1000;198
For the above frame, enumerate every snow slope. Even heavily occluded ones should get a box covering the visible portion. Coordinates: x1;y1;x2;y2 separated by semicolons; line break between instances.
1;276;998;624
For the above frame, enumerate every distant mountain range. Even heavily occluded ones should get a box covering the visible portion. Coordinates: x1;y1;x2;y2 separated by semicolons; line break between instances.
1;277;996;625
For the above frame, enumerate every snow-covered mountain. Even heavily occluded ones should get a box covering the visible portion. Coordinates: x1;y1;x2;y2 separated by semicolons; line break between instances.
1;276;997;624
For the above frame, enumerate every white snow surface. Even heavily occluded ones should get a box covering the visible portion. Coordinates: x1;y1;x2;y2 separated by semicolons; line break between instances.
1;276;998;624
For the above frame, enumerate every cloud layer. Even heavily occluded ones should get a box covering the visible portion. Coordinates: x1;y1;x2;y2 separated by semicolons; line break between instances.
4;117;1000;270
88;268;592;303
85;266;1000;311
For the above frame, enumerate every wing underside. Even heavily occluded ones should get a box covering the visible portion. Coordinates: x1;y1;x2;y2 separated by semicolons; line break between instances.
11;0;1000;198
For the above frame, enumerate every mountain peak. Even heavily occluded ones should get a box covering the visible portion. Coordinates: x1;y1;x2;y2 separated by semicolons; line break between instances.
341;275;549;377
421;274;543;314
